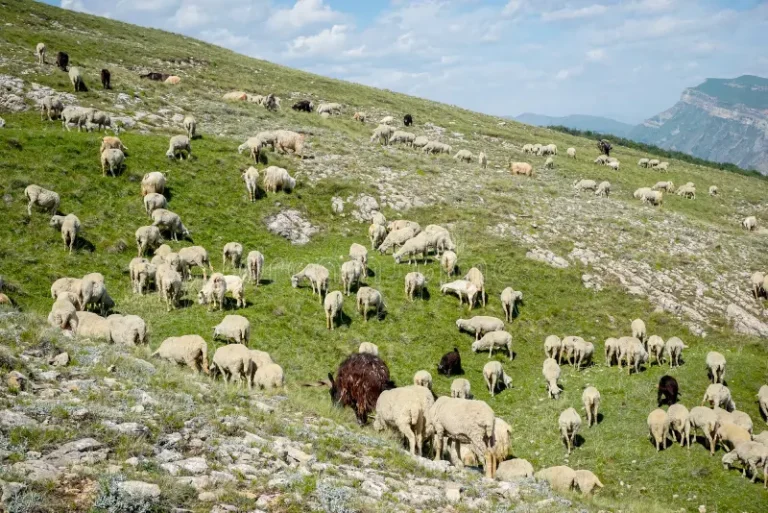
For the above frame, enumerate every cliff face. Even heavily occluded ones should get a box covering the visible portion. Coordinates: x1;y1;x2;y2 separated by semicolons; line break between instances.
630;76;768;174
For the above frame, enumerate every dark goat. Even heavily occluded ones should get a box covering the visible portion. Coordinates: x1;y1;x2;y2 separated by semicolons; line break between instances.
100;69;111;89
329;353;394;425
403;114;413;127
56;51;69;72
597;139;612;157
657;375;679;406
437;347;462;376
140;72;169;82
292;100;313;112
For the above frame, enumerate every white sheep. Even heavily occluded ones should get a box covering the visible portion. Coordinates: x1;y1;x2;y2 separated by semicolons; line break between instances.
652;181;675;192
574;469;604;495
706;351;726;384
742;216;758;231
647;408;669;451
751;271;765;299
543;358;562;399
340;260;364;296
646;335;665;365
368;224;387;250
24;185;60;216
617;337;648;374
544;335;562;360
573;179;597;192
664;336;688;368
222;242;243;269
100;148;124;177
441;280;478;310
249;349;274;371
371;211;387;226
453;149;473;163
166;135;192;160
638;158;649;168
356;286;383;322
151;209;189;241
156;265;182;312
606;160;620;171
393;233;431;264
412;136;429;149
631;319;646;344
377;226;418;254
648;159;660;168
352;111;366;122
458;418;512;471
456;316;504;340
582;387;600;427
463;267;486;307
75;311;110;341
509;162;533;176
451;378;472;399
129;258;154;294
317;102;342;115
676;184;696;199
48;297;79;333
404;272;426;301
108;314;148;346
559;408;581;454
566;147;576;159
544;157;554;169
100;136;127;154
758;385;768;422
253;363;285;389
198;273;227;311
183;115;196;139
241;167;259;202
499;287;522;323
35;42;46;64
210;344;254;387
472;331;513;360
535;466;576;493
423;141;452;154
358;342;379;356
89;111;111;131
349;243;368;272
152;335;209;374
263;166;296;193
642;190;663;206
373;385;435;456
483;361;512;397
390;131;416;146
179;246;212;281
721;441;768;486
479;152;488;169
572;339;595;369
709;185;719;196
49;214;81;253
370;124;395;145
291;264;330;302
324;290;343;330
689;406;720;455
141;172;166;196
68;67;85;92
413;370;433;390
595;181;611;197
61;106;94;132
668;404;691;447
441;250;458;276
633;187;651;200
40;96;64;121
213;315;250;345
656;162;669;171
702;383;736;411
247;251;264;285
81;272;110;314
559;336;580;365
594;155;609;165
716;410;753;442
143;193;167;217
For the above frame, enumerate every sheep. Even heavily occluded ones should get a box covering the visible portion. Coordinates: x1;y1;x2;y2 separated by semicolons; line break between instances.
371;211;387;226
642;189;663;206
458;417;512;472
594;155;609;165
213;315;250;345
759;385;768;422
702;384;736;411
373;385;435;456
664;336;688;368
573;179;597;192
709;185;719;196
472;331;513;360
559;408;581;455
717;408;753;434
246;251;264;286
35;42;46;65
721;441;768;487
324;290;343;330
55;51;68;71
755;431;768;446
438;347;462;376
423;141;452;154
706;351;726;384
667;404;691;447
441;280;478;310
544;157;554;169
544;335;562;360
210;344;254;388
646;158;659;168
99;148;124;177
349;243;368;273
595;181;611;197
249;349;274;372
499;287;522;323
317;102;342;115
560;336;580;365
141;172;166;196
456;316;504;341
412;136;429;149
165;76;181;85
80;272;111;314
40;96;64;121
358;342;378;356
387;220;421;233
89;111;111;131
198;273;227;311
454;149;473;163
129;258;156;295
440;250;458;277
573;339;595;369
291;264;330;302
656;162;669;171
582;387;600;427
156;265;182;312
638;158;649;168
370;124;395;145
631;319;646;344
368;224;387;250
522;144;533;154
617;337;648;374
179;246;212;281
451;378;472;399
543;358;562;399
742;216;758;231
464;267;486;307
328;352;394;425
221;242;243;270
689;406;720;455
356;286;384;322
604;337;620;366
293;100;314;112
404;272;426;301
274;130;305;157
48;297;79;333
413;370;433;390
509;162;533;176
717;422;752;452
606;160;620;171
139;193;166;218
653;181;675;192
378;115;394;125
647;409;669;451
151;209;189;242
108;314;148;346
183;115;196;139
535;466;576;493
751;271;765;299
390;131;416;146
403;113;413;126
24;185;60;216
676;184;696;199
235;167;259;203
263;166;296;193
166;135;192;160
393;233;432;264
479;152;488;169
61;106;94;132
428;397;497;477
646;335;665;365
254;363;285;389
68;67;87;92
633;187;651;200
49;214;80;253
151;335;209;374
377;226;418;254
483;361;512;397
98;68;111;90
339;259;364;297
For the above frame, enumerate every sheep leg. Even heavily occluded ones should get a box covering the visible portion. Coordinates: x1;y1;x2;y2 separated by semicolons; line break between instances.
397;420;417;455
433;429;444;462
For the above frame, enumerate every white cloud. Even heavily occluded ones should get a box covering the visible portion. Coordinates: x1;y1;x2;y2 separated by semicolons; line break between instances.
117;0;177;11
173;4;206;29
502;0;526;17
624;0;676;13
288;24;349;57
586;48;606;62
543;4;607;22
268;0;340;31
343;45;366;58
555;65;584;81
61;0;90;13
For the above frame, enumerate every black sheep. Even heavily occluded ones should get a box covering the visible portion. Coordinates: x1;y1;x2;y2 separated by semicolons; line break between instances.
657;375;679;406
597;139;612;157
55;51;69;72
437;347;462;376
403;113;413;126
328;353;394;425
100;69;111;90
140;72;169;82
292;100;313;112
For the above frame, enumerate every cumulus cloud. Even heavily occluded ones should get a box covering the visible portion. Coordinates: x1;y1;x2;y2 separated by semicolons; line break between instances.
543;4;607;22
556;65;584;81
287;24;349;57
268;0;341;31
502;0;526;17
173;4;206;29
586;48;606;62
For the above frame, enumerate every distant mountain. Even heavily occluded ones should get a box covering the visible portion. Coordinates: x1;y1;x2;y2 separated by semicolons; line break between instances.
514;113;634;137
629;75;768;174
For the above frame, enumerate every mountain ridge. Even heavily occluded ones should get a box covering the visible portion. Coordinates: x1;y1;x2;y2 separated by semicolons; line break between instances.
512;112;635;137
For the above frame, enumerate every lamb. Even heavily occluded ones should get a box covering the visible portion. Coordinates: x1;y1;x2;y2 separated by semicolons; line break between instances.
595;181;611;197
35;42;46;64
370;124;395;145
368;224;387;250
379;115;394;125
742;216;758;231
759;385;768;422
49;214;81;253
324;290;344;330
213;315;250;345
183;115;196;139
456;316;504;340
464;267;486;307
246;251;264;285
664;336;688;368
638;158;649;168
108;314;148;346
544;157;554;169
151;335;209;374
89;111;111;131
390;131;416;146
441;250;458;276
210;344;254;387
706;351;726;384
472;331;513;360
166;135;192;160
652;181;675;192
689;406;720;455
667;404;691;447
263;166;296;193
509;162;533;176
709;185;719;196
721;441;768;487
535;466;576;493
40;96;64;121
356;287;384;322
646;335;665;365
702;384;736;411
291;264;330;302
438;347;462;376
340;260;364;296
412;136;429;149
317;102;342;115
156;265;182;312
582;387;600;427
404;272;426;301
454;149;473;163
559;408;581;454
751;271;765;299
141;172;166;196
647;409;669;451
573;179;597;192
100;148;124;177
377;226;418;254
543;358;562;399
275;131;305;157
428;397;497;477
483;361;512;397
221;242;243;270
479;152;488;169
24;185;60;216
254;363;285;389
413;370;433;390
631;319;646;344
68;67;87;92
179;246;212;281
544;335;562;360
358;342;379;356
61;106;94;131
451;378;472;399
48;297;79;333
373;385;435;456
198;273;227;311
151;209;189;241
717;422;751;451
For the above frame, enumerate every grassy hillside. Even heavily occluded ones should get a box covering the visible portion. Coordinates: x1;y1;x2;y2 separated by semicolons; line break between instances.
2;1;768;512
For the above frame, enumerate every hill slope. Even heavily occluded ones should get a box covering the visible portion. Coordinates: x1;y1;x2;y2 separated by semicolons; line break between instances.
1;1;768;512
514;113;634;137
629;75;768;174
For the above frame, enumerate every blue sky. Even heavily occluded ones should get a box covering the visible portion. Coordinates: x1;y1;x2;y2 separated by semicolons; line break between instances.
44;0;768;124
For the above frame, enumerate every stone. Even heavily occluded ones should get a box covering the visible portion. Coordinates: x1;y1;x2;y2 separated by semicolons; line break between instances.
171;113;185;123
496;459;534;480
176;476;211;490
38;370;60;381
177;456;208;474
12;460;61;482
331;197;344;214
264;210;318;245
50;352;69;366
352;195;380;222
445;483;462;503
210;471;236;485
102;421;148;436
197;491;218;502
1;480;26;503
116;481;161;503
285;447;314;465
526;248;569;269
156;449;183;463
125;457;140;467
43;438;109;467
726;303;768;337
0;409;37;428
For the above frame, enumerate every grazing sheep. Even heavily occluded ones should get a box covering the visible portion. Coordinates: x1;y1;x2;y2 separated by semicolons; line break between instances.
413;136;429;149
666;403;691;447
248;350;274;372
656;162;669;171
573;469;603;495
246;251;264;286
293;100;314;112
706;351;726;384
35;42;46;64
428;397;497;477
703;384;736;411
239;166;260;202
458;418;512;472
543;358;562;399
140;172;166;197
371;211;387;226
404;272;426;301
653;181;675;192
509;162;534;176
151;209;188;242
456;316;504;341
638;158;649;168
317;103;342;115
221;242;243;270
198;273;226;311
483;361;512;397
646;335;665;365
80;273;109;314
183;115;196;139
755;431;768;446
544;157;554;169
156;265;182;312
291;264;330;302
324;291;344;330
617;337;648;374
89;111;111;131
573;179;597;192
657;375;679;407
559;408;581;454
340;260;364;296
356;286;384;322
368;224;387;250
496;458;534;480
454;149;473;163
751;271;765;299
595;181;611;197
633;187;651;200
61;106;95;132
689;406;720;455
594;155;609;165
403;114;413;126
108;314;148;346
498;287;523;323
544;335;562;360
423;141;452;154
479;152;488;169
606;161;620;171
165;76;181;85
560;336;580;365
387;220;421;233
151;335;209;374
717;423;752;452
100;149;124;177
472;331;513;360
464;267;486;307
178;246;212;281
647;409;669;451
709;185;719;196
573;339;595;369
631;319;646;344
438;347;463;376
166;135;192;160
24;185;60;216
647;159;660;168
676;184;696;199
379;116;394;125
210;344;254;387
440;250;458;277
583;387;600;427
441;280;478;310
413;370;433;390
451;378;472;399
129;258;156;295
373;385;435;456
641;189;663;206
758;385;768;422
254;363;285;389
141;193;166;217
48;297;79;333
535;466;576;493
390;131;416;146
604;337;620;366
742;216;758;231
393;233;431;264
40;96;64;121
49;214;80;253
664;336;688;368
564;147;576;159
274;131;305;157
349;243;368;273
370;124;395;145
213;315;250;345
358;342;379;356
721;441;768;487
377;226;418;254
717;409;754;434
68;67;87;92
263;166;296;193
328;352;394;425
